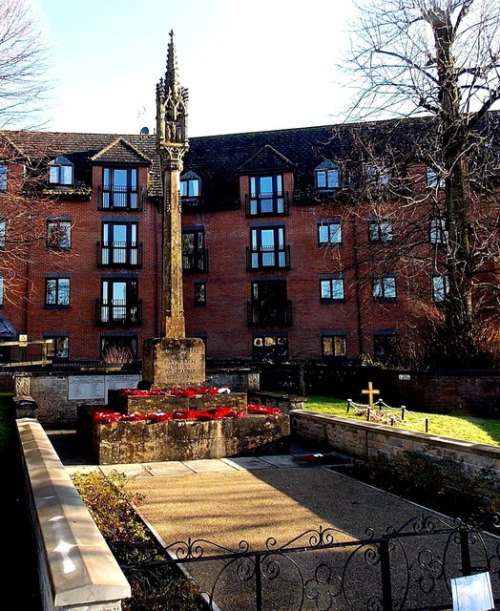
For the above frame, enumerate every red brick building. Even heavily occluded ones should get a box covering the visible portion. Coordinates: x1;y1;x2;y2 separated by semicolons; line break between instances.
0;55;497;371
0;119;486;367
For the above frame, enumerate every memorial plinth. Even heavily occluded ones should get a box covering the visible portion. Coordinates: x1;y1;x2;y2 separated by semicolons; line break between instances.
142;337;205;389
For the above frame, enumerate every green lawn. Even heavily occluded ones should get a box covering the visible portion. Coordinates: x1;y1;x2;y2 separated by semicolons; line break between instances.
305;395;500;447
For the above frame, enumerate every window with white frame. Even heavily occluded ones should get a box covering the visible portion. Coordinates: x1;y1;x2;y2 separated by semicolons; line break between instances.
49;156;74;185
432;275;449;302
372;274;397;302
368;218;393;243
320;277;345;302
315;160;340;189
318;220;342;245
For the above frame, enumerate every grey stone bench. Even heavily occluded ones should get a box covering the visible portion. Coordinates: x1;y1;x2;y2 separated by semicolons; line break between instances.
17;419;131;611
248;390;307;413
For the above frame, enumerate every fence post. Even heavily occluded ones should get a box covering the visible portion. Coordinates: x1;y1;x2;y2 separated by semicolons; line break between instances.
401;406;406;421
459;528;472;577
255;552;263;611
347;399;352;413
379;537;393;611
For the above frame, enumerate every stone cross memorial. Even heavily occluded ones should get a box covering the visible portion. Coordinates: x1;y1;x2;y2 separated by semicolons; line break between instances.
362;381;380;408
142;32;206;388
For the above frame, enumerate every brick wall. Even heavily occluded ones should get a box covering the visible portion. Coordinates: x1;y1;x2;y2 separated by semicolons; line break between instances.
258;361;499;416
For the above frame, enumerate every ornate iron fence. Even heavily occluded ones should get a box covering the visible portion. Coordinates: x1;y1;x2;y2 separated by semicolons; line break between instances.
123;514;500;611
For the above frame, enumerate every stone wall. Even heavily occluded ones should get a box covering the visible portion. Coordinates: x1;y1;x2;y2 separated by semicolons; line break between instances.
14;372;141;426
17;419;130;610
93;415;290;464
107;390;248;415
290;410;500;479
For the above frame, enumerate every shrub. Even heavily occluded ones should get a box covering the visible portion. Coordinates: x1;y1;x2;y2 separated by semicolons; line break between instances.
72;470;204;611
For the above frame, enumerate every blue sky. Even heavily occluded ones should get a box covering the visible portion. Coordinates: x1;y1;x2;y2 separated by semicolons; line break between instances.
34;0;356;136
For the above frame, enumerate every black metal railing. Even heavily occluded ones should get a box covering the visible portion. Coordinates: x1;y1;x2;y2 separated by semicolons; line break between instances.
95;299;142;325
122;514;500;611
245;191;290;216
97;242;143;267
246;245;291;270
182;249;209;273
97;186;146;211
247;300;293;326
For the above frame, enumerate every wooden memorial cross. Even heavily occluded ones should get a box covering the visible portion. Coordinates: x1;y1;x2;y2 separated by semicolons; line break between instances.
362;381;380;407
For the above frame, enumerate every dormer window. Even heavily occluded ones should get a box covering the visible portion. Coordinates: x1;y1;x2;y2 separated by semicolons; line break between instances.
315;160;340;189
180;171;201;199
248;175;286;215
49;156;74;186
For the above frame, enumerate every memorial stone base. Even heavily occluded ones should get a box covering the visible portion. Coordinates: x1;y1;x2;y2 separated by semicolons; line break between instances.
142;337;205;389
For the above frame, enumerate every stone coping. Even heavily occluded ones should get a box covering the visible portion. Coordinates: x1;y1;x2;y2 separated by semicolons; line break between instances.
17;418;131;609
290;409;500;459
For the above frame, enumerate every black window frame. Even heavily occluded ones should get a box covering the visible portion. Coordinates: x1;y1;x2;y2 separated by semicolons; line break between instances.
320;277;345;303
48;156;74;186
0;165;7;191
372;274;397;303
315;161;340;190
45;277;70;308
101;167;139;210
0;219;5;249
47;220;72;251
321;334;347;357
430;216;447;245
182;228;208;272
99;278;139;324
249;225;289;270
252;333;289;359
101;221;140;266
368;218;393;243
248;174;285;216
432;274;450;303
318;220;342;246
45;334;69;359
194;280;207;306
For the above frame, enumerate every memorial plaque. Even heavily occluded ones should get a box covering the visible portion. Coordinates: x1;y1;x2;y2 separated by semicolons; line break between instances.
105;374;141;400
68;375;105;400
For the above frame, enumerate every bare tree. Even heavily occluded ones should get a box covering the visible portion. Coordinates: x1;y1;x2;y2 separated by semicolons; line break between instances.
0;0;49;129
343;0;500;367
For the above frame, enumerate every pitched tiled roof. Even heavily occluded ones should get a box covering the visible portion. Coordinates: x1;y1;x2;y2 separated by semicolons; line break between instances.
0;131;163;197
2;111;500;207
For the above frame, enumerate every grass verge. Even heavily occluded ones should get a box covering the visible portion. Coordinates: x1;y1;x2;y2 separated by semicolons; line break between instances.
305;395;500;447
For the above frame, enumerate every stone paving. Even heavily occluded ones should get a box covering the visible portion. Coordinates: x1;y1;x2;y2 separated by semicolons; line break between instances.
50;431;499;611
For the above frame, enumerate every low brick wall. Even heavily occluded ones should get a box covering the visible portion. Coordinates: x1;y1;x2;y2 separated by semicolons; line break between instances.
17;419;131;611
93;415;290;464
290;410;500;479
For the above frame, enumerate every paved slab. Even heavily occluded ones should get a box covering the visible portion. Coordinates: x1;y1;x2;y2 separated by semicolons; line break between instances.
141;461;196;477
181;458;240;474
